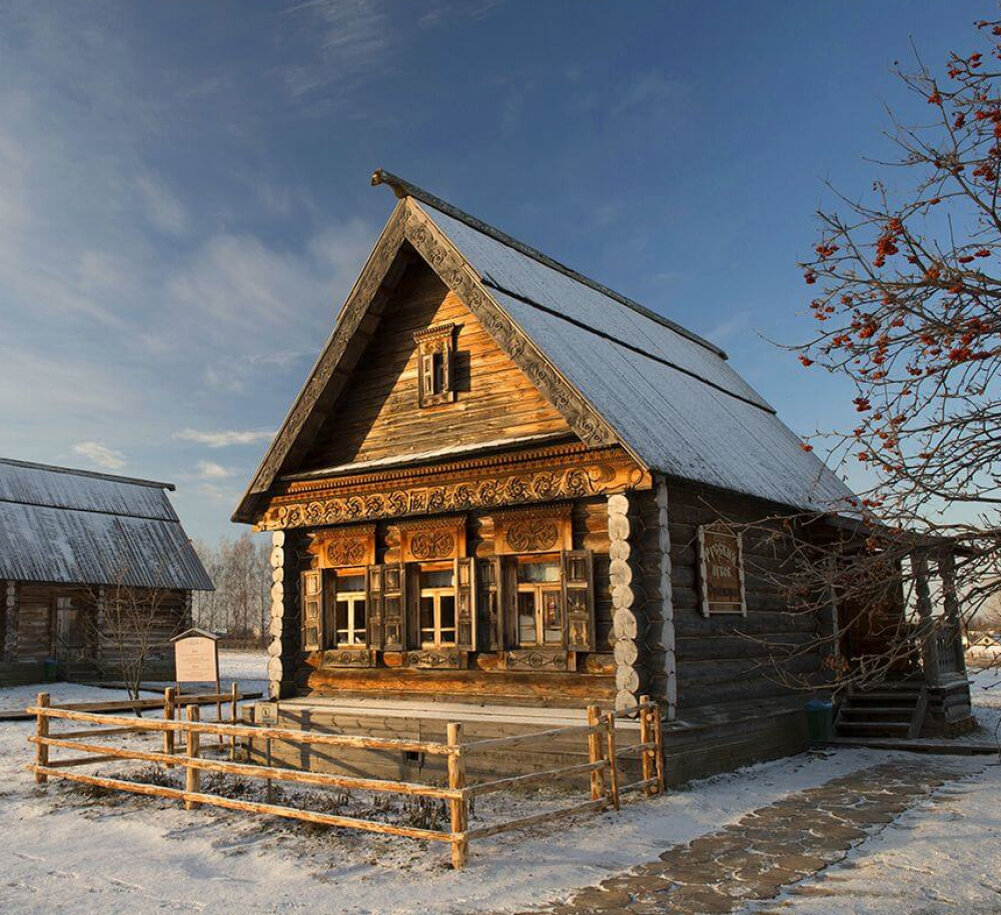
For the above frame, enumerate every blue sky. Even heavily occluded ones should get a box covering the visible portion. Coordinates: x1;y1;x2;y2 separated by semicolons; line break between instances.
0;1;988;542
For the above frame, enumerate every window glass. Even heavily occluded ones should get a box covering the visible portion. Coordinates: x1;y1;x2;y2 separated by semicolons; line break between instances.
439;595;456;640
518;591;537;645
338;574;365;592
420;596;435;639
422;569;454;589
517;561;560;584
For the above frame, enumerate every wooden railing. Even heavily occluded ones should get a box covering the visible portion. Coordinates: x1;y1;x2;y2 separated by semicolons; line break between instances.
26;692;665;869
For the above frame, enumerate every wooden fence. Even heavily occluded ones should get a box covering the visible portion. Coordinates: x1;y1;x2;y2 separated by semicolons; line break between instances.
26;692;664;869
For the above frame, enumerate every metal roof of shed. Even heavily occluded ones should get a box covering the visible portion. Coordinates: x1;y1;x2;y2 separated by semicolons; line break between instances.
0;458;212;590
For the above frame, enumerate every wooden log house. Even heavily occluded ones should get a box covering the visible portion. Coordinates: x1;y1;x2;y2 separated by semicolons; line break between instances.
234;171;973;782
0;459;213;685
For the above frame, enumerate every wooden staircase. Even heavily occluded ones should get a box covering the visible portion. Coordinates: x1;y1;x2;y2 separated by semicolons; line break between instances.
835;681;928;739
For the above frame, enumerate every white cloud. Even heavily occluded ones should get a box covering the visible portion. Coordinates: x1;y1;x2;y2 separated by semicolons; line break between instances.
72;441;126;470
175;428;275;448
196;460;234;480
135;176;187;236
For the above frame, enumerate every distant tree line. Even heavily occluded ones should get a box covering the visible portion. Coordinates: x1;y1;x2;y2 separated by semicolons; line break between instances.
191;534;270;646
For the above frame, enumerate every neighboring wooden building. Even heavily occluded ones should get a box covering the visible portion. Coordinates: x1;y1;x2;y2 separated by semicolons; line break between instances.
234;171;972;782
0;458;213;685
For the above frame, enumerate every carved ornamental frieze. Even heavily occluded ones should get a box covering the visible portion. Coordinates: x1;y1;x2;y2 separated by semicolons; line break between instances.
258;445;650;531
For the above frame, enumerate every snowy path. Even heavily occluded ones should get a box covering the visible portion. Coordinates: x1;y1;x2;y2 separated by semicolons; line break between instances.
0;658;999;914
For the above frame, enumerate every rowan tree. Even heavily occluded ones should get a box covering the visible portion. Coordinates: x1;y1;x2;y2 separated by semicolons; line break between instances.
794;15;1001;632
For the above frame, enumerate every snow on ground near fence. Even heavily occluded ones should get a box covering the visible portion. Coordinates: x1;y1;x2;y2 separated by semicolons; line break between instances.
0;655;994;914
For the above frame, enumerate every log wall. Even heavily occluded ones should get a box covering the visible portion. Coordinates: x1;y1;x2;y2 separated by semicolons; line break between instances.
0;581;189;683
664;480;826;718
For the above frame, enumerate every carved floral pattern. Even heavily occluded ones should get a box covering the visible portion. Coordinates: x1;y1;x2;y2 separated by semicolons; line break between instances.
409;530;456;560
263;462;621;530
506;520;560;553
326;539;368;567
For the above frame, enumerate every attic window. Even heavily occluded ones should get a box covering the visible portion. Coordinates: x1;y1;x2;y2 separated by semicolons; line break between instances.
414;322;456;407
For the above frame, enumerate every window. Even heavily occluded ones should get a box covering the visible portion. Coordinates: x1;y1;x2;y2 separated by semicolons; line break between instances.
414;323;456;407
332;573;367;646
419;565;456;648
515;558;563;647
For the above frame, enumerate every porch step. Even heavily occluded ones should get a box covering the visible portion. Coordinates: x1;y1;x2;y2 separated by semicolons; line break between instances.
836;680;927;739
836;720;911;736
839;706;914;721
849;692;921;705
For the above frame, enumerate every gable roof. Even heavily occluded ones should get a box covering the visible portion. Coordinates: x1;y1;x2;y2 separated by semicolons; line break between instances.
0;458;213;590
234;172;855;522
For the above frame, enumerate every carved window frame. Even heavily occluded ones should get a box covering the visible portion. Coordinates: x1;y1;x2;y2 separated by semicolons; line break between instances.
413;322;457;407
697;523;747;617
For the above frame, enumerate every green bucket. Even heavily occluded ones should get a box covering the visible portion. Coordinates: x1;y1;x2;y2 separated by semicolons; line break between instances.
805;699;834;743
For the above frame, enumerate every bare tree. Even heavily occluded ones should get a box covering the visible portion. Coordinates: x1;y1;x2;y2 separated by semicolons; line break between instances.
192;534;270;646
84;561;186;704
728;14;1001;690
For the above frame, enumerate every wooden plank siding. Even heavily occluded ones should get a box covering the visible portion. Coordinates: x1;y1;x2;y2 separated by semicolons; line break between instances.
300;259;573;471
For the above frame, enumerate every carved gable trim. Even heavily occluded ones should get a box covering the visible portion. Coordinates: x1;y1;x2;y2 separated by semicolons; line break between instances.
403;201;618;451
234;203;410;522
235;196;630;526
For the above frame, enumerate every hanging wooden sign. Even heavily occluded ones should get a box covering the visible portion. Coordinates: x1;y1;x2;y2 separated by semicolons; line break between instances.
697;525;746;617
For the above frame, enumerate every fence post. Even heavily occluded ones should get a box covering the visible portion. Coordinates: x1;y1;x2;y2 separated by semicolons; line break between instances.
652;701;665;795
447;722;468;870
586;704;606;803
230;682;239;761
185;705;200;810
605;713;620;812
639;695;654;796
35;692;50;784
163;687;176;766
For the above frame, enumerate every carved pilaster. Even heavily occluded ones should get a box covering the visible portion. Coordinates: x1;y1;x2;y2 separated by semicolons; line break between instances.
655;476;677;721
609;493;640;711
268;530;307;700
4;581;17;662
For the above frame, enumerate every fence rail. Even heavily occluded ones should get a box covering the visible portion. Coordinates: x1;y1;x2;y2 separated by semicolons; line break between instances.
26;691;665;869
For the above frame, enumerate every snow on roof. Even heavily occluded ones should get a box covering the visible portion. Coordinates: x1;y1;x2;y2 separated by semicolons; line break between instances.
416;200;855;513
0;458;212;590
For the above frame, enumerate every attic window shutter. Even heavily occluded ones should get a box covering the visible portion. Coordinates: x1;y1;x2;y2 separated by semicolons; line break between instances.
300;570;323;653
562;550;595;651
420;353;435;402
414;322;457;407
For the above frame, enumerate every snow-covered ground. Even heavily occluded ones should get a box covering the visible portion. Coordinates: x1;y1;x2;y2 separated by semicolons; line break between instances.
0;655;996;914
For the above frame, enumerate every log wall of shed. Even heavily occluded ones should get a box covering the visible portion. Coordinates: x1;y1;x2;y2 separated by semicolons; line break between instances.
0;581;189;680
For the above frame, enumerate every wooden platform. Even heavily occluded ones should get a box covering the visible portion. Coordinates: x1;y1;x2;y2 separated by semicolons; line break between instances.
249;697;810;786
829;736;998;756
